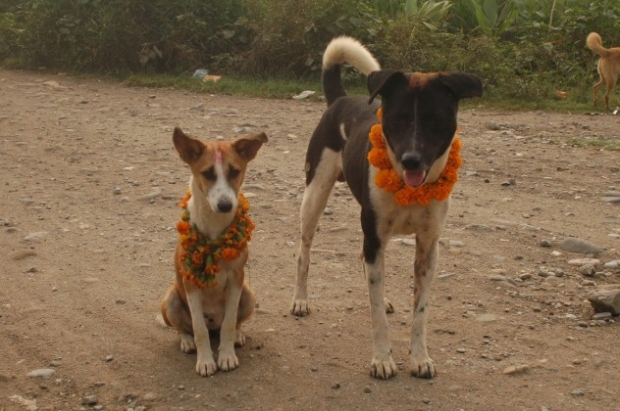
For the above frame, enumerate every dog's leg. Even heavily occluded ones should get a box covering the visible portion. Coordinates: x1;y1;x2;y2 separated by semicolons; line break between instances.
593;62;605;107
186;289;217;377
408;235;440;378
292;148;341;316
217;274;244;372
160;285;196;353
234;283;255;347
604;74;616;111
361;208;397;379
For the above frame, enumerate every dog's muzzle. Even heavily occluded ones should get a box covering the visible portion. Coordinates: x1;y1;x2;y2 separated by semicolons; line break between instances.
401;153;427;187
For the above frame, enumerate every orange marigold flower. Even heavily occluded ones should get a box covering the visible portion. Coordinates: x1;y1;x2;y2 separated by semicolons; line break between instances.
369;125;386;149
367;148;393;170
192;252;204;265
221;248;240;260
176;221;190;235
376;169;403;192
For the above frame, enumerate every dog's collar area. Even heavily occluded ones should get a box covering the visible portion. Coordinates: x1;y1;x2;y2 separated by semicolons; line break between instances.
176;190;255;288
367;108;462;206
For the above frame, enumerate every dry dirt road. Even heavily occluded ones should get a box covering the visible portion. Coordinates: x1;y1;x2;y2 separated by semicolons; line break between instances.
1;69;620;411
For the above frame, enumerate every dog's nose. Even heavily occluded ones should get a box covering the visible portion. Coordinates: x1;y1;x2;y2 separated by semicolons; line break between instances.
217;199;233;213
401;152;422;170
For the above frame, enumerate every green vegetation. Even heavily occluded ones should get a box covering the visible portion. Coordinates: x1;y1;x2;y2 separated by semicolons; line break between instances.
1;0;619;110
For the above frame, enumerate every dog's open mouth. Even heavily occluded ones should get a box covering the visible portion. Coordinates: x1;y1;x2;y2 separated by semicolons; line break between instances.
403;170;427;187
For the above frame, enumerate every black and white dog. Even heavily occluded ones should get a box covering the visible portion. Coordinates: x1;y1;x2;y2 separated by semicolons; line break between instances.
291;36;482;379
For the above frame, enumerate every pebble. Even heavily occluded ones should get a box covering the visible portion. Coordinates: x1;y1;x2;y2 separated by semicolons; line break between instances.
578;264;596;276
559;238;602;255
23;231;48;242
323;207;334;215
570;389;584;397
503;364;529;375
331;382;340;390
82;395;98;405
26;368;56;379
539;240;552;248
105;354;114;362
138;188;162;201
113;187;122;194
568;258;600;266
8;249;37;260
592;312;611;320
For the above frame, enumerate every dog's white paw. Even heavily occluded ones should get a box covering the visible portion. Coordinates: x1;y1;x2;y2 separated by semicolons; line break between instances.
217;350;239;372
370;356;397;380
410;356;436;379
291;299;310;317
179;333;196;353
234;330;246;347
196;356;217;377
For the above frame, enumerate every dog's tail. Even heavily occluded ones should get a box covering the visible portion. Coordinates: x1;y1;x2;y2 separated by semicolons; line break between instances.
322;36;381;107
586;32;611;58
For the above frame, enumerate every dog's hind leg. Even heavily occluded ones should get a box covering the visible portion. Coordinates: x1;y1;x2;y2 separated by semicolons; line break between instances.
593;61;605;107
292;148;342;316
160;285;196;353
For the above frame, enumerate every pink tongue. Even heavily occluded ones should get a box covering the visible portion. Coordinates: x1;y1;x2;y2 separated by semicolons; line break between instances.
403;170;426;187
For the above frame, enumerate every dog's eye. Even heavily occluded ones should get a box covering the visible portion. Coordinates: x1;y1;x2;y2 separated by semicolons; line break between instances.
202;167;217;181
229;167;240;180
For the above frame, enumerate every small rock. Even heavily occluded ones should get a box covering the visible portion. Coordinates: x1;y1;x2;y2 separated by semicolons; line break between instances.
331;382;340;390
591;312;611;320
570;389;584;397
23;232;48;242
456;348;466;353
27;368;56;379
539;240;552;248
9;249;37;260
113;187;122;195
82;395;98;405
323;207;334;216
503;364;529;375
138;188;162;201
568;258;600;266
105;354;114;362
587;285;620;315
578;264;596;276
559;238;602;255
363;386;372;394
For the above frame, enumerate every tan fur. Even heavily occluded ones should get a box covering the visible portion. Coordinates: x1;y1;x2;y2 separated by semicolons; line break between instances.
160;127;267;377
586;32;620;110
409;72;439;89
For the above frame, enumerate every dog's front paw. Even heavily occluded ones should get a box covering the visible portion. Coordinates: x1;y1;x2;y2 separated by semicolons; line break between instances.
196;356;217;377
291;299;310;317
234;329;246;347
179;333;196;353
411;356;436;379
217;350;239;372
370;356;397;380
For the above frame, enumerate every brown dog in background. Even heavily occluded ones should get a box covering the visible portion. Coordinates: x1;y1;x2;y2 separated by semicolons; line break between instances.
586;32;620;110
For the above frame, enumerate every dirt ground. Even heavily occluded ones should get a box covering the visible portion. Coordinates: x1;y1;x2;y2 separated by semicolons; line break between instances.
1;69;620;411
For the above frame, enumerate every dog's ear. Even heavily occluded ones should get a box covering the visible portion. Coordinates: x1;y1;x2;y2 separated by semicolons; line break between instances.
367;70;409;104
173;127;205;165
439;73;483;99
233;132;268;161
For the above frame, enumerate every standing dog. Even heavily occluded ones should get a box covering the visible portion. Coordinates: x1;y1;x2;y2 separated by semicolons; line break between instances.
586;32;620;110
161;127;267;377
291;37;482;379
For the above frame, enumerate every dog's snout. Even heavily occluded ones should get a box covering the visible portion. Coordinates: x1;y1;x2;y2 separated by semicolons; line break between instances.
401;152;422;170
217;199;233;213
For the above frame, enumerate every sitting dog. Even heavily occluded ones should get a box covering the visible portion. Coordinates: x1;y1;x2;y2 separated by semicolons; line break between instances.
586;32;620;110
161;127;267;377
291;36;482;379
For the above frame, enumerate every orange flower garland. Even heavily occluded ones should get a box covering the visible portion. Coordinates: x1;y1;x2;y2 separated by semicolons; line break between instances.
367;108;462;206
176;191;255;288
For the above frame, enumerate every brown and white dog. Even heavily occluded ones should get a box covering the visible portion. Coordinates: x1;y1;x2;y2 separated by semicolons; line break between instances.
160;127;267;377
586;32;620;110
291;37;482;379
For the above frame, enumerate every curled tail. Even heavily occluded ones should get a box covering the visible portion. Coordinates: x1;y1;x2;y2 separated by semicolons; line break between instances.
321;36;381;107
586;32;610;58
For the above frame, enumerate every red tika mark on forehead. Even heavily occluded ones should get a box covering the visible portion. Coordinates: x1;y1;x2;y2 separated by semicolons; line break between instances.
215;150;223;164
409;72;439;89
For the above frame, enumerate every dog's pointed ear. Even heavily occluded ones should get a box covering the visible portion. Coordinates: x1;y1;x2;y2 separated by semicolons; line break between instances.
233;132;268;161
367;70;409;104
173;127;205;165
439;72;483;99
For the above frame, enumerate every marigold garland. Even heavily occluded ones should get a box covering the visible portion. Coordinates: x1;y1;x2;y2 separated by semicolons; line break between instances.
176;191;255;288
367;108;462;206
